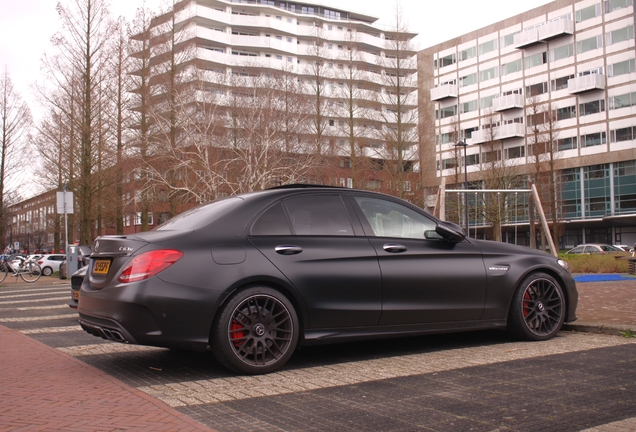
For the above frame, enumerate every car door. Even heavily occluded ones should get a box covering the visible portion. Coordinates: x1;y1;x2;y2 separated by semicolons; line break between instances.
248;194;382;329
350;195;488;325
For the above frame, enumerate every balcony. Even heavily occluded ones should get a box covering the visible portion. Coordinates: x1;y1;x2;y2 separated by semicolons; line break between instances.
514;28;540;48
567;74;606;94
538;19;574;41
470;123;524;144
515;18;574;48
492;94;524;112
430;84;458;101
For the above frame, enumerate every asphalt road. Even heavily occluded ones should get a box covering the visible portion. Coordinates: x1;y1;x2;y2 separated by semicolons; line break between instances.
2;279;636;431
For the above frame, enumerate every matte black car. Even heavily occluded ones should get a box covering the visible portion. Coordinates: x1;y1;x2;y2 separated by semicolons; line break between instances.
78;185;578;374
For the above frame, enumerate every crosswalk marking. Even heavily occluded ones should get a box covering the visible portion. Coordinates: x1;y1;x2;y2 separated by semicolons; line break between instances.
0;314;77;323
21;325;82;334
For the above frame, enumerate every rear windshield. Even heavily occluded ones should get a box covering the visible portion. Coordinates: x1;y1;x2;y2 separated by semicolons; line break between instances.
155;197;243;231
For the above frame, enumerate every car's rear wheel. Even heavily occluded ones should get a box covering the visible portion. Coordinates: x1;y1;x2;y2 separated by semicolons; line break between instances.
508;272;565;341
212;287;299;375
42;266;53;276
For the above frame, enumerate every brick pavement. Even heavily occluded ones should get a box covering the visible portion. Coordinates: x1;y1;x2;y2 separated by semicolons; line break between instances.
0;312;213;431
1;275;635;431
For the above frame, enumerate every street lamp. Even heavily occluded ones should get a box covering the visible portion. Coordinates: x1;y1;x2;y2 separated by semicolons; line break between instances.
455;140;469;237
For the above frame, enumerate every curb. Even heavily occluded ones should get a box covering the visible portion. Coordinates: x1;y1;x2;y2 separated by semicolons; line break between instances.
563;321;636;336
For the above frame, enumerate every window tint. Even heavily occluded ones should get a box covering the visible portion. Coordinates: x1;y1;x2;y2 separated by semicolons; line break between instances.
284;196;353;236
251;203;292;235
354;197;437;239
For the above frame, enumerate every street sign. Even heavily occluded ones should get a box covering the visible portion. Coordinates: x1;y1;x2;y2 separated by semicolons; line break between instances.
56;191;74;214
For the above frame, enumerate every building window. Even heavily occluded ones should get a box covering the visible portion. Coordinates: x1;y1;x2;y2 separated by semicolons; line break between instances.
439;53;456;67
462;127;478;140
551;74;574;91
524;52;547;69
609;92;636;109
610;126;636;142
479;66;498;82
478;38;498;55
501;32;519;48
439;105;457;119
436;132;456;145
460;46;476;61
549;43;574;62
480;94;496;108
123;215;131;227
614;160;636;213
525;81;548;96
506;146;525;159
605;0;634;13
577;35;603;54
608;58;636;76
459;72;477;87
579;99;605;115
581;131;607;147
461;99;478;114
556;136;578;150
576;4;602;22
134;212;142;226
606;25;635;45
501;59;522;75
555;105;576;120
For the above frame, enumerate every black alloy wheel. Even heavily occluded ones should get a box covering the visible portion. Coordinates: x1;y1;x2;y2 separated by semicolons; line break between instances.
212;287;299;375
508;272;565;340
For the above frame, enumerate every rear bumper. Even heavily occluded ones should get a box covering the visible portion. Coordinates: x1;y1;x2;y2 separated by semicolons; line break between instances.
77;276;221;351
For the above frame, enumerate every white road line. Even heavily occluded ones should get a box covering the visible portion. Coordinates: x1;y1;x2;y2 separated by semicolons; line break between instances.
0;287;68;295
0;292;68;300
135;333;636;408
58;343;165;356
0;314;77;323
16;305;69;311
21;325;82;334
0;296;68;306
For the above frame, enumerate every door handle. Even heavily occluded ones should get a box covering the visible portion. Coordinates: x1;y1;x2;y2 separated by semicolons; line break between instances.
383;243;407;253
275;245;303;255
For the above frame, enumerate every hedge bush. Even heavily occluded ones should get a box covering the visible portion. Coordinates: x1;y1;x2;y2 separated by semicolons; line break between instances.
559;253;630;274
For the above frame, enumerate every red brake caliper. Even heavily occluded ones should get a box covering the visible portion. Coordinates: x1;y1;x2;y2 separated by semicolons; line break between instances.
523;291;531;317
231;319;245;347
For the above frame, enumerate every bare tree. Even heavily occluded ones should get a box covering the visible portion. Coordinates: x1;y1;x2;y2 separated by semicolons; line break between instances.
375;6;419;199
45;0;114;245
0;68;32;247
332;24;374;189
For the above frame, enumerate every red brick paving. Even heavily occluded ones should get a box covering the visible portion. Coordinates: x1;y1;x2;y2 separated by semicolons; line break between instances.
0;325;213;431
575;279;636;326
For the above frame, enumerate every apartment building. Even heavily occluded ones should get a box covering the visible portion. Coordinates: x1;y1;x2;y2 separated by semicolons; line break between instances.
138;0;419;194
419;0;636;248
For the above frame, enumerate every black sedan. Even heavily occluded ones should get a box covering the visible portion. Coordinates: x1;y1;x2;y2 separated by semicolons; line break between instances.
78;185;578;374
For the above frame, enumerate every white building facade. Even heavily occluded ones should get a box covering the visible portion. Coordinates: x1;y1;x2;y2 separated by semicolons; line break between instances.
139;0;419;193
419;0;636;248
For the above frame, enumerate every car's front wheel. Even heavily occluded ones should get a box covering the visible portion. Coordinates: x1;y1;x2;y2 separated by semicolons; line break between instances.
42;266;53;276
508;272;565;341
211;287;299;375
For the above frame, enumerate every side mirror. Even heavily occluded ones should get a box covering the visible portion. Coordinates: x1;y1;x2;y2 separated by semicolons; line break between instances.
435;221;466;243
424;230;443;240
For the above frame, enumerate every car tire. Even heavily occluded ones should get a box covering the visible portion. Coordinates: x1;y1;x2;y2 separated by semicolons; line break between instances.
42;266;53;276
508;272;565;341
211;287;299;375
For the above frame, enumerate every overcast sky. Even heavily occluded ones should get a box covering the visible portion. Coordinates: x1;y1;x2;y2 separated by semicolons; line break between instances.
0;0;553;112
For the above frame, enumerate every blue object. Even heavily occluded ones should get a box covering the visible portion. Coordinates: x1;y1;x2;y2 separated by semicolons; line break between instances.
573;274;636;282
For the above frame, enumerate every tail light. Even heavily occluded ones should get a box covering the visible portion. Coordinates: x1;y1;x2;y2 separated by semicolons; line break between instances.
117;249;183;283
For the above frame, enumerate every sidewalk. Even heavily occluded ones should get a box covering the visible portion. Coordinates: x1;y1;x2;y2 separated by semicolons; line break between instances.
0;275;635;431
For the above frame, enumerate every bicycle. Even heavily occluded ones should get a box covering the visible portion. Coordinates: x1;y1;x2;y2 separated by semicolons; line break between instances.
0;254;42;283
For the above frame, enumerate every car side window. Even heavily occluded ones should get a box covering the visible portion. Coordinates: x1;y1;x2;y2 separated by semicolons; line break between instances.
354;196;437;239
251;203;292;236
284;195;353;236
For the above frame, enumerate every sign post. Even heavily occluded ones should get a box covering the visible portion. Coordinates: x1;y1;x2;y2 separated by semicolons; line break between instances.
56;187;74;276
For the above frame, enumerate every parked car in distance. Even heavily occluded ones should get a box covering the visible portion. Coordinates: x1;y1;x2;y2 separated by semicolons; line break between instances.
78;185;578;375
566;244;626;255
614;245;634;253
38;254;67;276
69;266;87;309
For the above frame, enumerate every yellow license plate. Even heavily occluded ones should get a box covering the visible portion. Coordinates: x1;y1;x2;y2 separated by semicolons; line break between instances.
93;259;111;276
